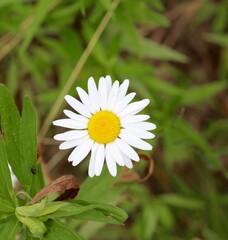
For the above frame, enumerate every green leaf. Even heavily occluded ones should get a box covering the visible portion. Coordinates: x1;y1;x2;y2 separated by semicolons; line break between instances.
16;200;68;218
180;81;227;105
72;200;128;224
0;84;21;184
39;200;127;225
0;135;13;201
205;33;228;47
122;37;188;63
45;220;83;240
40;203;96;221
177;120;210;152
0;197;15;213
160;194;205;210
144;9;169;26
0;0;24;7
20;96;44;197
1;216;22;240
16;213;47;239
150;0;165;11
73;209;122;224
16;199;46;217
141;204;158;240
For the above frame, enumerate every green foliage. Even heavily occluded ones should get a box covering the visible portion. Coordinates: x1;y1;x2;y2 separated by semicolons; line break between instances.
0;85;128;238
0;84;44;197
20;97;43;197
0;135;14;201
1;216;21;240
45;220;83;240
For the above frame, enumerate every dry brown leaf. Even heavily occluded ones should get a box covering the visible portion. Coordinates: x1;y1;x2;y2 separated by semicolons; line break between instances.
27;174;79;205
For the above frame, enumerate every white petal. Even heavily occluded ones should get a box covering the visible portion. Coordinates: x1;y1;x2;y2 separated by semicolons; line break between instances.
63;110;89;124
59;135;89;150
69;139;94;166
106;142;124;166
118;99;150;118
88;142;98;177
116;79;129;101
76;87;94;114
8;164;17;187
121;153;133;169
121;128;155;139
88;77;100;112
107;80;119;110
122;122;156;131
53;119;87;129
113;92;136;113
94;144;105;176
106;146;117;177
119;132;152;150
54;130;88;141
115;138;140;162
121;114;150;124
65;95;91;118
98;77;108;110
105;75;112;92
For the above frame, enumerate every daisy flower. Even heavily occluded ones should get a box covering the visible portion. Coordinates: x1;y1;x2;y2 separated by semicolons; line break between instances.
53;75;156;177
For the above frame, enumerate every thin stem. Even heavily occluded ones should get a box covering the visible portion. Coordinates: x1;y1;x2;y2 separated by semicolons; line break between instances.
39;0;120;139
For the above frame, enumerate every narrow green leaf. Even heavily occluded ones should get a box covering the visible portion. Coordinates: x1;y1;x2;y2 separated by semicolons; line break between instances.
145;9;170;26
177;120;210;152
122;37;188;63
20;96;44;197
205;33;228;47
0;132;13;201
16;200;68;218
160;194;205;210
0;84;21;184
1;216;22;240
73;209;121;224
40;200;127;225
141;204;158;239
150;0;165;11
45;220;83;240
40;203;97;221
72;200;128;224
35;202;69;217
180;81;227;105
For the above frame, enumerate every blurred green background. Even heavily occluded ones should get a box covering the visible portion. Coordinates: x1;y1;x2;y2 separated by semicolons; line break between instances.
0;0;228;239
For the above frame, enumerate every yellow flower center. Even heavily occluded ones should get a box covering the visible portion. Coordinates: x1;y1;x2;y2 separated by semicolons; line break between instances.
88;111;121;144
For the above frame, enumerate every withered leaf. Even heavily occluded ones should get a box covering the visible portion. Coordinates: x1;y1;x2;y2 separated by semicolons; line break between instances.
27;174;79;205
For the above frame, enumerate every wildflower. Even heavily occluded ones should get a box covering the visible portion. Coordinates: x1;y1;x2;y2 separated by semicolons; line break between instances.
53;76;156;177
